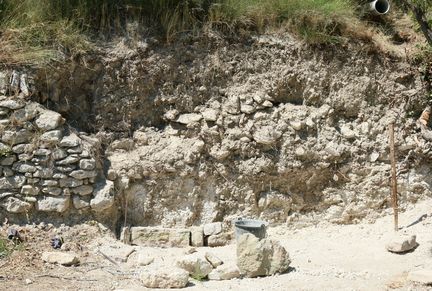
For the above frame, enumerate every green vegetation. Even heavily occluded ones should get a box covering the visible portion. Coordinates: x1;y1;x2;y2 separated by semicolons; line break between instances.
0;0;430;64
0;238;11;258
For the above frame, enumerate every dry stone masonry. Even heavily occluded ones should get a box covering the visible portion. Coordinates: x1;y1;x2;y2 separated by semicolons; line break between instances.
0;96;108;218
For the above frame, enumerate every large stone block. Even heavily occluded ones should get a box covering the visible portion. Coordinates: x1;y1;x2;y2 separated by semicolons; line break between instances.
236;234;291;278
140;266;189;289
190;226;204;247
37;196;70;212
130;227;191;247
203;222;222;236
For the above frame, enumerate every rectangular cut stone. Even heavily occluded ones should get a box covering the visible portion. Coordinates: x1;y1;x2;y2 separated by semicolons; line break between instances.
130;227;190;248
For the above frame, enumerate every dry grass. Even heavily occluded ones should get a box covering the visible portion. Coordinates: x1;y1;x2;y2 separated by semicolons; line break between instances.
0;0;428;64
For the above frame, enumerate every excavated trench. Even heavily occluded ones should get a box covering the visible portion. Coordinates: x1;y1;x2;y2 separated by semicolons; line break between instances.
1;34;431;232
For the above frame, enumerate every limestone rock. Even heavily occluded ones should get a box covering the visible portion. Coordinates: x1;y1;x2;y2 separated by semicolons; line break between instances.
202;108;218;121
90;180;115;212
34;149;51;156
203;222;222;236
69;170;97;180
14;163;37;173
0;99;25;110
205;252;223;268
0;176;26;190
33;168;54;179
37;196;70;212
21;185;40;195
0;154;16;166
71;185;93;196
236;234;291;277
163;109;179;121
253;126;282;145
40;130;63;143
79;159;96;170
41;187;62;196
190;226;204;247
208;264;240;280
2;129;32;145
98;244;135;263
208;233;232;247
130;227;190;247
407;269;432;284
41;252;79;266
176;253;213;279
11;107;37;123
109;139;134;151
131;252;154;266
52;148;67;160
72;196;90;209
140;266;189;289
1;197;32;213
41;180;58;187
176;113;202;125
59;177;83;188
386;234;418;253
223;95;240;114
132;131;148;145
57;156;80;165
59;134;81;147
35;111;64;131
340;125;356;139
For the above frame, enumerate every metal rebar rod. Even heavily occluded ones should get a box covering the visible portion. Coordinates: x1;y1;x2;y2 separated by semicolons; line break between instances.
389;123;399;231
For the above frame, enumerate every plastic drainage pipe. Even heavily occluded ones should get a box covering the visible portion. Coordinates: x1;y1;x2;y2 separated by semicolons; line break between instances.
369;0;390;15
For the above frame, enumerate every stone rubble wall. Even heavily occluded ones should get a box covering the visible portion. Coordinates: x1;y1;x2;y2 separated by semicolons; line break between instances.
1;35;430;230
0;95;113;219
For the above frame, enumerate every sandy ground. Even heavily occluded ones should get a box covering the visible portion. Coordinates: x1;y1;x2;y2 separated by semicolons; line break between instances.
2;200;432;291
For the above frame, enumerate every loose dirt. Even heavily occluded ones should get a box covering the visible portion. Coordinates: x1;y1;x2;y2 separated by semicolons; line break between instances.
1;199;432;291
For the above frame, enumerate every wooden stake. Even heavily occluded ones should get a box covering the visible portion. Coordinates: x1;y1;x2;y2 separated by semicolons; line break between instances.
389;123;399;231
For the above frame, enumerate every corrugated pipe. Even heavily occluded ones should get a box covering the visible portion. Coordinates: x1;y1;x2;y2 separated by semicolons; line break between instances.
369;0;390;15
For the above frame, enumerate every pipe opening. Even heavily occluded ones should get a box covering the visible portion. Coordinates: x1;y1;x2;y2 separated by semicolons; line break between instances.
372;0;390;14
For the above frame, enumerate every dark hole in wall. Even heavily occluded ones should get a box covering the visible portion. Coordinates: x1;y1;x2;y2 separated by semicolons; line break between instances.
270;76;305;105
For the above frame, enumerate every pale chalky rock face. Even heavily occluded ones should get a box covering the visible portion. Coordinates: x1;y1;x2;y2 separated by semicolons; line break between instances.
176;253;213;279
41;252;79;266
140;266;189;289
236;234;291;278
90;181;115;212
386;234;418;253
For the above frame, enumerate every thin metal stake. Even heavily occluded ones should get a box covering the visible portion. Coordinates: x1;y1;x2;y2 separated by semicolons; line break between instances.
389;123;399;231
